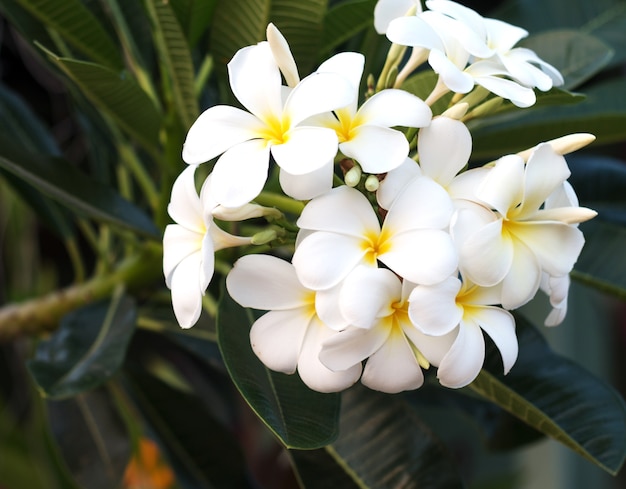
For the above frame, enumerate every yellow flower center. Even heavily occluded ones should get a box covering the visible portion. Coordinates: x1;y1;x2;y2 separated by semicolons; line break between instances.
258;114;291;146
332;108;361;143
361;228;392;265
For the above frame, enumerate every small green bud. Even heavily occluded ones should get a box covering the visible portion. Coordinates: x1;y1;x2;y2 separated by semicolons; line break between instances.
251;229;279;245
345;165;362;187
365;175;380;192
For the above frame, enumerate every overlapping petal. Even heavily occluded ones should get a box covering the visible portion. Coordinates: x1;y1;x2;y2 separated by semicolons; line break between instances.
169;251;204;329
436;321;484;388
339;125;410;173
408;276;463;335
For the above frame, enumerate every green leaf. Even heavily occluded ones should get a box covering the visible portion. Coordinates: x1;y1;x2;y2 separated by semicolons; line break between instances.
28;294;137;399
210;0;270;69
0;134;159;238
15;0;122;69
217;287;341;449
470;314;626;475
399;70;454;116
124;366;251;489
321;0;376;55
270;0;328;74
39;47;161;153
170;0;218;47
290;448;361;489
46;388;131;489
146;0;199;130
323;386;464;488
572;220;626;299
520;30;613;90
470;77;626;159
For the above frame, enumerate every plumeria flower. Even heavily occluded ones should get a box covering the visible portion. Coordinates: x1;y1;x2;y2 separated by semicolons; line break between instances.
313;52;432;174
374;0;422;34
319;267;455;393
409;275;518;388
182;31;355;206
292;181;457;291
226;254;361;393
163;166;260;328
453;143;597;309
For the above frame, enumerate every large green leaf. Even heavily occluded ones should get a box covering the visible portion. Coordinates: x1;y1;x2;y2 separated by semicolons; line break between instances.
170;0;218;47
146;0;199;130
520;30;613;90
322;386;464;488
470;314;626;475
46;387;131;489
321;0;377;55
217;288;341;449
270;0;328;74
0;134;159;237
15;0;122;69
470;77;626;159
28;294;137;399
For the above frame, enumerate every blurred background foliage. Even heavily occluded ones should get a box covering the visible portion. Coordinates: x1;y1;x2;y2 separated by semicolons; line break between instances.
1;0;626;488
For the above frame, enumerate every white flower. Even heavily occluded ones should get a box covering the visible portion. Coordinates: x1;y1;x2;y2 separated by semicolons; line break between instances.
408;275;518;388
163;166;254;328
182;35;355;206
226;254;361;393
319;267;455;393
314;53;432;174
374;0;422;34
453;143;596;309
292;181;457;291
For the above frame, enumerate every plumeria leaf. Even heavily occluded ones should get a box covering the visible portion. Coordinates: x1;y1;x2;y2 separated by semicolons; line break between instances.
145;0;199;130
470;77;626;159
470;313;626;475
39;47;161;153
217;287;341;449
321;0;377;55
318;386;464;488
270;0;328;74
169;0;217;47
46;387;131;489
572;220;626;299
14;0;122;69
28;294;137;399
521;30;613;90
400;70;454;116
290;449;362;489
0;135;159;237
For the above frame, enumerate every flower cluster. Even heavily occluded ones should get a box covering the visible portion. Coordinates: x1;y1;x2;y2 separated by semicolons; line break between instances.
163;1;596;394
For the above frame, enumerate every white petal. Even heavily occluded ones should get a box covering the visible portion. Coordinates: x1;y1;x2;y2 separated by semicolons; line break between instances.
459;218;512;286
374;0;418;34
209;224;252;252
340;267;401;329
483;18;527;51
182;106;261;165
376;158;422;210
266;23;299;87
447;167;489;202
418;117;471;186
226;255;309;310
386;15;444;51
271;126;338;175
199;231;216;290
477;155;524;215
472;307;518;374
284;71;356;125
320;325;388;371
292;232;369;290
422;9;491;58
437;322;485;388
297;185;380;236
408;276;463;335
403;325;456;366
316;52;364;109
297;318;361;392
167;166;205;231
210;139;271;207
315;283;349;331
361;327;424;393
500;239;541;309
249;309;310;373
384;176;453;233
163;224;203;287
357;89;432;128
170;251;204;328
428;49;474;94
279;161;333;200
379;229;458;285
340;125;409;173
475;74;536;108
228;43;282;120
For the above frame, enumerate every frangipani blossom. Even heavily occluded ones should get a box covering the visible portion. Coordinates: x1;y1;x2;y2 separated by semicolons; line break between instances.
312;53;432;174
163;166;255;328
182;37;355;207
454;143;597;309
409;275;518;388
292;181;457;290
226;254;361;392
319;267;454;393
374;0;422;34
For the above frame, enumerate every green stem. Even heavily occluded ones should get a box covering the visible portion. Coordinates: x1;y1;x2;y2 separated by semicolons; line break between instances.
0;243;162;341
254;191;305;215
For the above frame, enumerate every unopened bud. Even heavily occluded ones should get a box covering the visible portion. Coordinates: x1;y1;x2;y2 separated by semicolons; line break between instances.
466;97;503;119
365;174;380;192
442;102;469;120
345;165;362;187
251;229;279;245
517;133;596;161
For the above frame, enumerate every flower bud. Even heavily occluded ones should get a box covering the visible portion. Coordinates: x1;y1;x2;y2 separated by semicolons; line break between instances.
365;174;380;192
345;165;362;187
